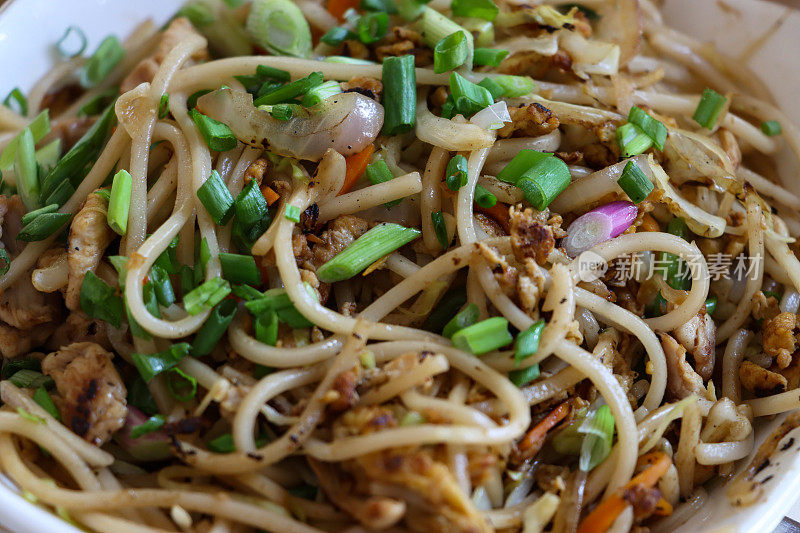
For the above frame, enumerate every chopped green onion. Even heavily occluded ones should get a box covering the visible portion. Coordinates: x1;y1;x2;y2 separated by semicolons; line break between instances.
244;285;317;328
283;205;300;222
514;319;545;364
617;160;653;204
492;75;536;98
658;217;690;290
21;204;58;227
149;265;176;308
158;93;170;119
1;358;40;379
301;80;342;107
323;56;376;65
254;310;279;345
194;237;212;286
3;88;27;116
705;296;717;315
442;303;479;338
451;0;498;21
415;7;474;70
357;12;390;44
254;71;324;107
80;35;125;88
130;414;165;439
361;0;398;13
616;122;652;158
693;88;727;129
207;433;236;453
177;1;216;26
381;55;417;135
320;26;356;47
128;376;159;416
131;343;191;382
365;160;400;207
431;211;449;249
190;109;238;152
266;103;295;121
219;252;262;286
579;404;615;471
449;72;494;117
396;0;430;20
422;286;466;332
498;151;570;210
143;281;161;318
451;317;513;355
18;213;71;242
35;139;62;173
14;128;40;210
0;109;49;171
153;235;180;275
16;408;45;424
473;48;509;67
78;88;118;117
193;299;238;356
187;89;212;110
184;278;231;316
628;106;667;150
234;179;269;229
40;103;116;201
761;120;782;136
166;367;197;402
508;364;540;387
44;181;74;207
33;387;60;420
434;32;469;73
477;78;504;100
0;249;9;276
446;154;468;191
246;0;312;58
56;26;87;58
197;170;235;225
8;370;53;389
180;265;196;297
474;185;496;208
107;169;132;235
316;223;421;283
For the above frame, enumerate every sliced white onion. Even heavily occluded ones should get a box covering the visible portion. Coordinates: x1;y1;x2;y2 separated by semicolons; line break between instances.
470;101;511;131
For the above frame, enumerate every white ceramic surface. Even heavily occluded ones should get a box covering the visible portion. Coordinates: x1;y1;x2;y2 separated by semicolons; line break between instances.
0;0;799;531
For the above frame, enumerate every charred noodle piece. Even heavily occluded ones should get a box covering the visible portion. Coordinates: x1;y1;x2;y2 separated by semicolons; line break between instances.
196;87;384;161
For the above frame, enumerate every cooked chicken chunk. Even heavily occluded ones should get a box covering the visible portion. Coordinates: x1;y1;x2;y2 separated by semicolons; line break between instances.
0;194;25;256
762;312;799;369
0;272;59;329
42;342;128;446
0;322;53;359
65;191;114;310
47;312;112;351
510;206;556;266
739;360;787;397
672;311;716;380
311;215;369;267
659;333;706;399
120;17;209;93
498;103;560;138
341;77;383;101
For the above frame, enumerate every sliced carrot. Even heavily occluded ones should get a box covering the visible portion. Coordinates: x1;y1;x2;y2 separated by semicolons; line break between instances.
652;498;673;517
262;186;280;206
577;452;671;533
339;144;375;195
476;202;511;233
639;213;660;232
518;400;571;454
326;0;359;20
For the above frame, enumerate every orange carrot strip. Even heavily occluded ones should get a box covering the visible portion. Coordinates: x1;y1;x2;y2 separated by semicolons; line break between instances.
326;0;359;20
475;202;511;233
652;498;673;517
577;452;671;533
518;400;571;453
262;186;280;206
339;144;375;195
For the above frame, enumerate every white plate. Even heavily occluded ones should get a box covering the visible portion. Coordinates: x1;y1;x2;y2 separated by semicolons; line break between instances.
0;0;799;531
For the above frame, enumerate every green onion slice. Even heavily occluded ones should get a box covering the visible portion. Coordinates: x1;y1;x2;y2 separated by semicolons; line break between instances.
579;404;615;471
56;25;88;58
80;271;124;328
616;123;652;158
693;88;727;129
431;211;449;250
628;106;667;150
474;185;497;208
442;303;479;338
381;55;417;135
184;278;231;316
197;170;235;225
253;71;323;107
131;343;191;382
246;0;312;58
130;414;165;439
357;12;390;44
193;299;238;356
158;93;170;119
473;48;509;67
451;0;499;21
617;160;653;204
190;109;238;152
434;31;469;74
166;367;198;402
18;212;71;242
107;169;132;235
33;387;60;420
514;319;545;364
451;317;513;355
317;223;421;283
761;120;781;136
450;72;494;117
508;364;540;387
3;88;27;116
219;252;262;286
80;35;125;88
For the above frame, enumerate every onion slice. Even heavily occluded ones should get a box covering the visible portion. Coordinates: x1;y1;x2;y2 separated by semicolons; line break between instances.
470;101;512;131
563;200;638;257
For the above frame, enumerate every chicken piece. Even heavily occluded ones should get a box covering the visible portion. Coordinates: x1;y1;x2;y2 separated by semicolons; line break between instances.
659;333;706;399
65;191;115;310
0;272;59;329
510;206;555;265
583;142;618;169
121;17;209;93
47;312;112;351
39;84;83;118
341;77;383;101
42;342;128;446
739;360;787;397
477;242;545;314
0;194;25;256
375;28;432;67
0;322;54;359
244;157;271;187
311;215;369;268
762;312;799;369
752;291;780;321
498;103;560;139
672;311;716;380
